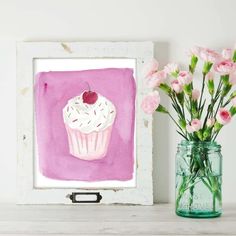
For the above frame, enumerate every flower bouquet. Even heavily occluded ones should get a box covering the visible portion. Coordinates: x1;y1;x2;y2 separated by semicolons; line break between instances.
142;45;236;218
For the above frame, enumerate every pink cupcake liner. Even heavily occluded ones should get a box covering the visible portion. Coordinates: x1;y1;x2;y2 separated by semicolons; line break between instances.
65;124;113;161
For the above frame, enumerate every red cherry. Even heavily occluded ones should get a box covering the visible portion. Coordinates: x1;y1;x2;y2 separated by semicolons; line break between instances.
82;91;98;104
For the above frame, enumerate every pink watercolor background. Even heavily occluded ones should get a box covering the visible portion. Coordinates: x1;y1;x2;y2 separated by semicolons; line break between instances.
34;68;136;181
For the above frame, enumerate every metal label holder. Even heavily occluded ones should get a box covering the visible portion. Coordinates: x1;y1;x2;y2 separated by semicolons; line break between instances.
69;192;102;203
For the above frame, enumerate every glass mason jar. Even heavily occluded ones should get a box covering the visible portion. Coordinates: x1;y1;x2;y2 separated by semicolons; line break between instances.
175;141;222;218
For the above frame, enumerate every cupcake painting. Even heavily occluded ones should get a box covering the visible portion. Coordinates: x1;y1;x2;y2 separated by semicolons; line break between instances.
34;67;136;185
63;89;116;160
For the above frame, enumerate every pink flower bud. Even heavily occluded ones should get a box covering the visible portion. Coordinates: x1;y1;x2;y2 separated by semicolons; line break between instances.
206;71;214;81
207;118;215;127
191;119;202;132
186;119;202;133
217;108;231;125
171;80;183;94
192;89;200;101
141;91;160;114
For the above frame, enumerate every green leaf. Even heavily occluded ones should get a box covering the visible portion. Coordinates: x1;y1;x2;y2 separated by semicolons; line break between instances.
179;118;186;129
221;75;229;85
176;130;188;140
203;128;212;141
233;50;236;63
189;55;198;74
159;83;171;94
196;130;203;141
156;104;168;113
230;106;236;116
171;103;179;113
199;99;206;117
171;71;179;78
230;91;236;99
221;83;232;97
214;121;223;132
203;62;213;75
183;84;192;96
176;92;184;106
174;100;183;114
207;79;214;96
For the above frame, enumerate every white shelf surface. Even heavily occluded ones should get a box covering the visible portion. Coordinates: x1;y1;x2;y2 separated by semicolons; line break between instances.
0;204;235;235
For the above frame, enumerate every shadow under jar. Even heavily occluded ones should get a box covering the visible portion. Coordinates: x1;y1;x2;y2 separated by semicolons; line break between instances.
175;141;222;218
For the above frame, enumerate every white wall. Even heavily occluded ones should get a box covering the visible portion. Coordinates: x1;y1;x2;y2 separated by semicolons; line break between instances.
0;0;235;203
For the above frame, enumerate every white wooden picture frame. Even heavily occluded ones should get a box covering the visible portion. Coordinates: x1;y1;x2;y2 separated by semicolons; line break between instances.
17;41;153;205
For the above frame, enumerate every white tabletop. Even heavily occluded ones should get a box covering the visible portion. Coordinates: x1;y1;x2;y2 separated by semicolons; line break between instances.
0;204;235;235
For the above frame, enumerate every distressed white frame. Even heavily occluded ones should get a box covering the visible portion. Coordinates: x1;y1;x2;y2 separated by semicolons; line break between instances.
17;42;153;205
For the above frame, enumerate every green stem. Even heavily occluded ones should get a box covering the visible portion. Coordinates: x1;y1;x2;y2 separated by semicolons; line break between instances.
213;192;216;212
168;113;188;140
176;175;189;211
213;131;220;142
176;174;221;213
200;176;212;192
208;80;223;119
198;73;206;111
170;94;185;118
189;180;194;211
212;98;224;141
223;98;231;107
214;97;223;118
212;80;224;118
190;97;193;120
176;149;221;214
203;95;214;129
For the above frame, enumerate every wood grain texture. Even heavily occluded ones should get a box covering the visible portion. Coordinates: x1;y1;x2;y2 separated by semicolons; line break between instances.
16;42;154;205
0;204;235;235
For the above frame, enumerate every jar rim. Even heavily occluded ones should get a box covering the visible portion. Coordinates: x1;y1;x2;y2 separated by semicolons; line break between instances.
179;140;221;149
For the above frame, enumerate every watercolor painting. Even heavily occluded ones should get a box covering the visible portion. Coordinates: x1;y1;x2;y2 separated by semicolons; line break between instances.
34;68;136;182
63;86;116;161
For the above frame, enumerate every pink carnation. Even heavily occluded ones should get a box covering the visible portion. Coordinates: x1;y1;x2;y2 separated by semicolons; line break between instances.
200;48;221;63
191;119;202;132
186;119;202;133
164;63;179;75
177;71;192;85
171;80;183;93
146;70;167;88
141;91;160;114
217;108;231;125
214;60;236;75
142;59;159;79
188;46;202;57
222;48;233;60
192;89;200;101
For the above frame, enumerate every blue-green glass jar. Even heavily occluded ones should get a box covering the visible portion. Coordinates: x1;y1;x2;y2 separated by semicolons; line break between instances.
175;141;222;218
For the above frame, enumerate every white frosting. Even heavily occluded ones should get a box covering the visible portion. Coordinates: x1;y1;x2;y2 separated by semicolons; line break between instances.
63;92;116;133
